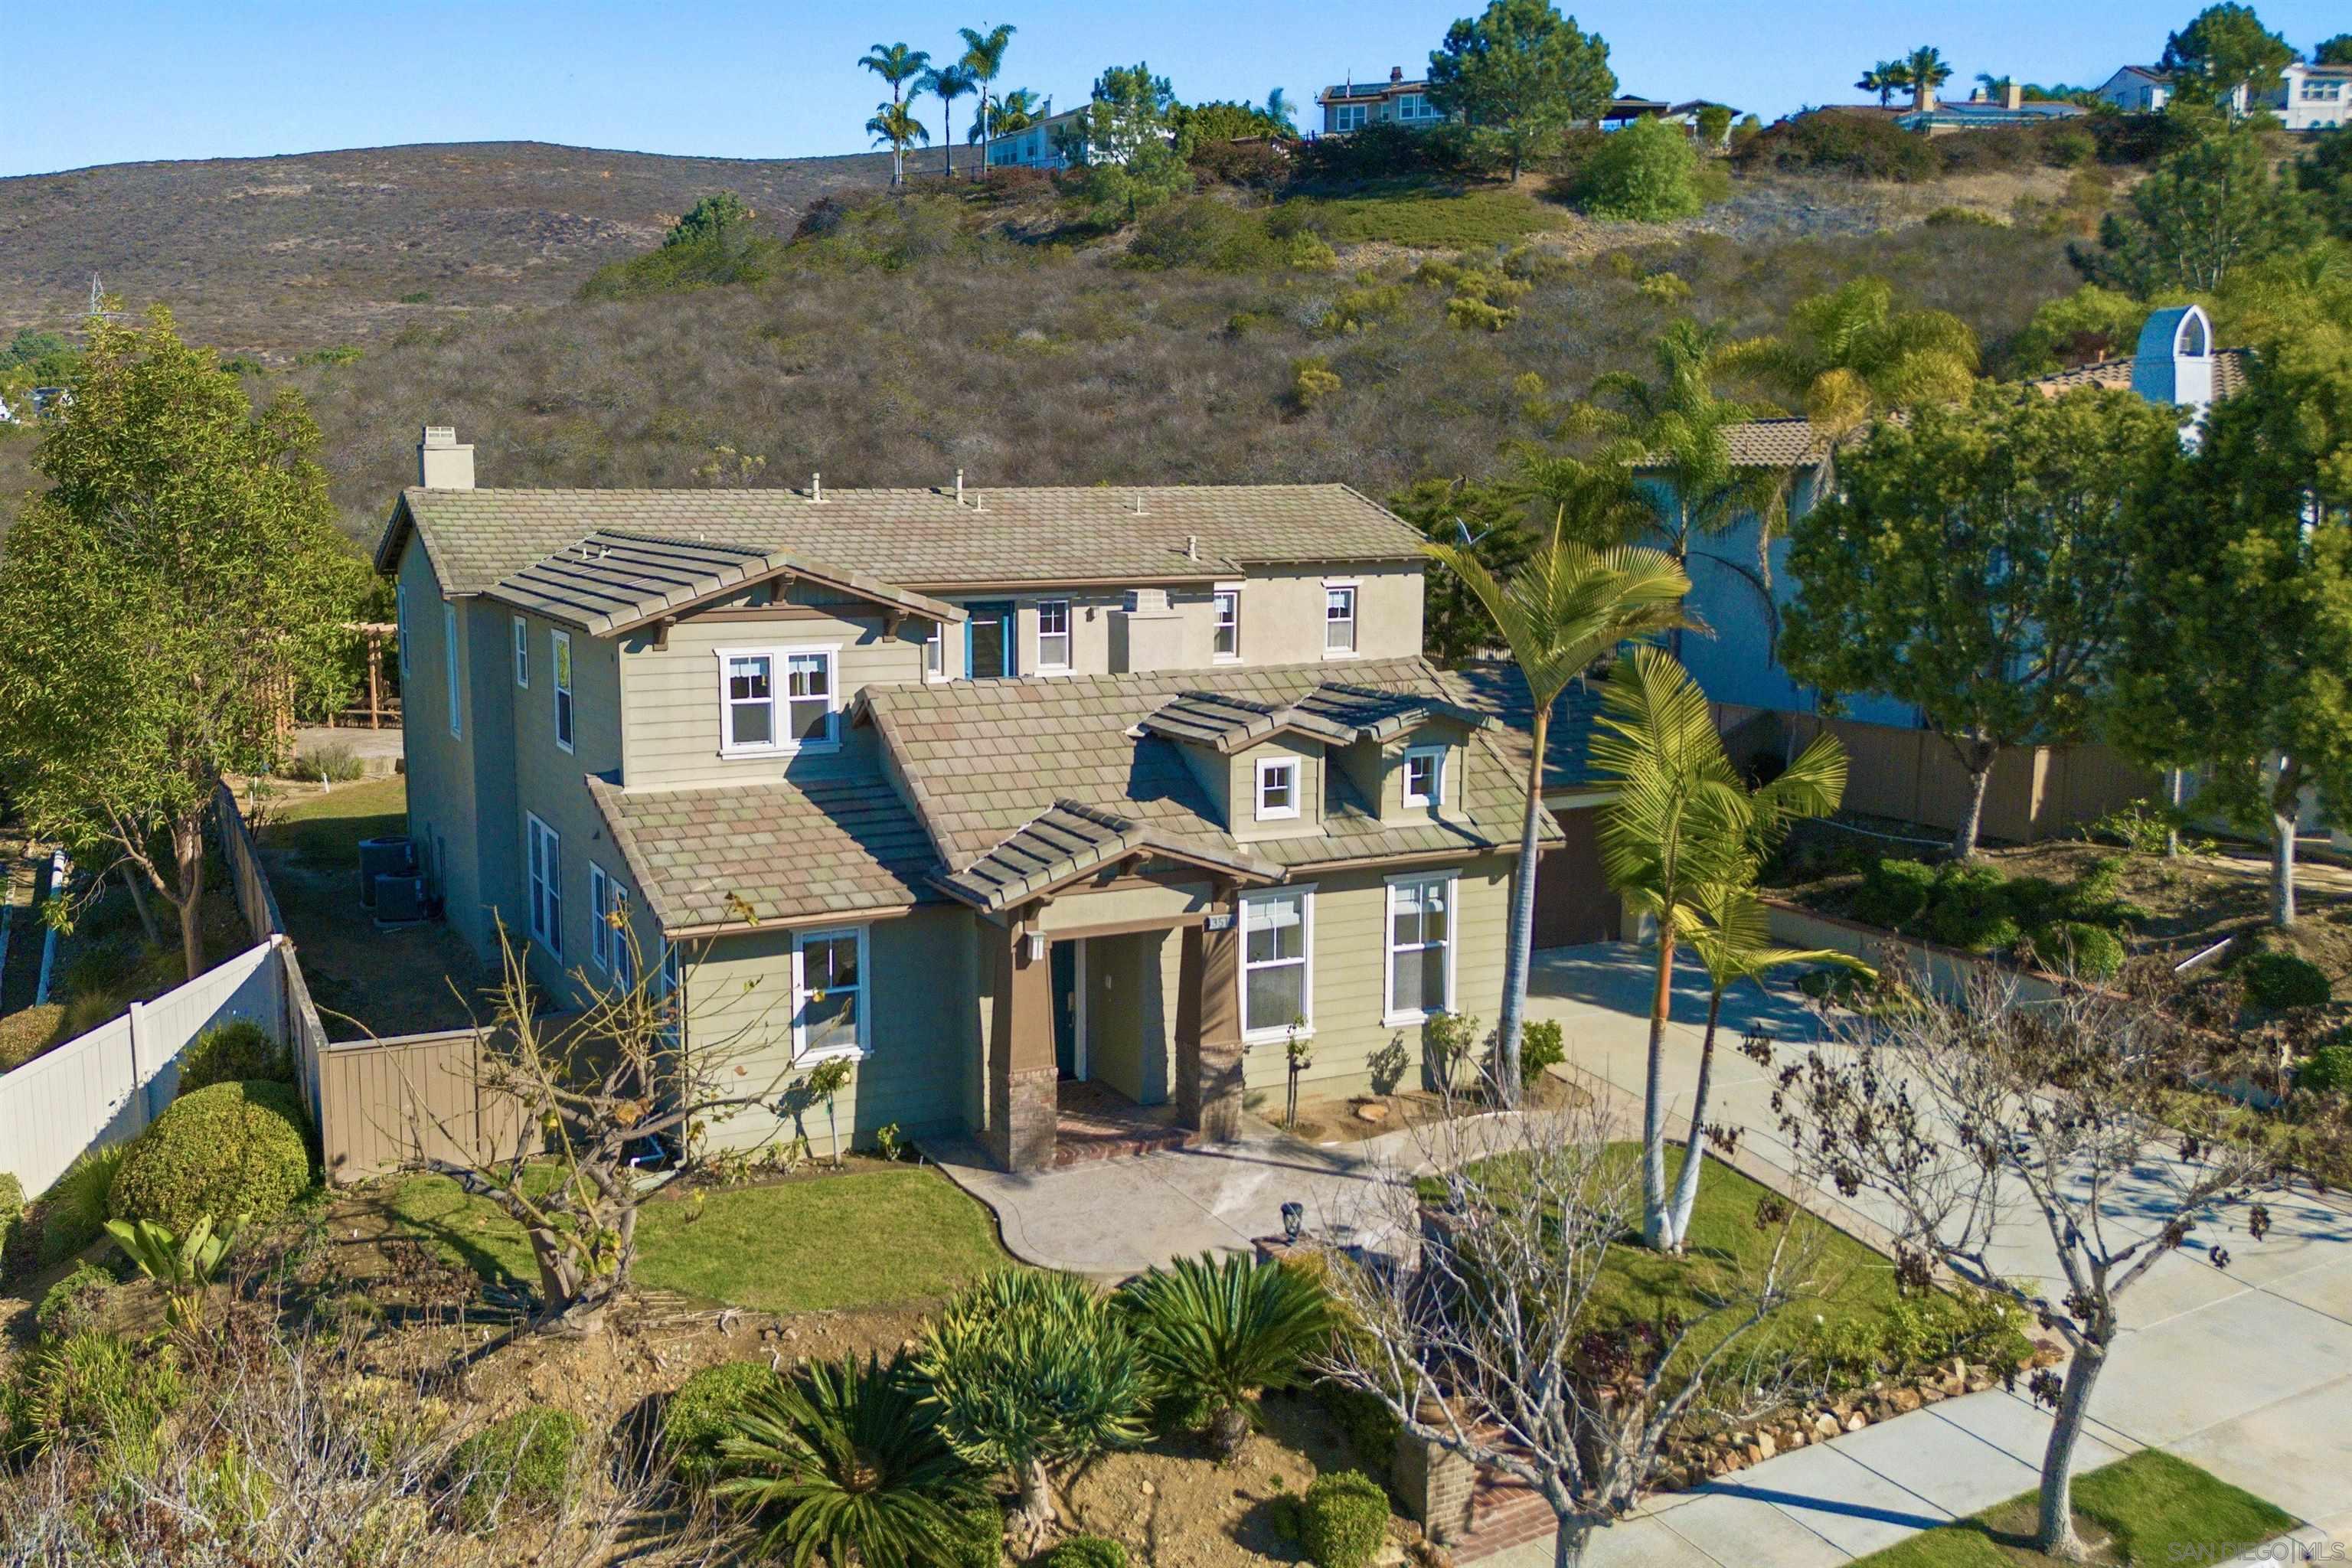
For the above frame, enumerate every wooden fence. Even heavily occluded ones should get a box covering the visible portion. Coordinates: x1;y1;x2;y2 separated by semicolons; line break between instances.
1714;706;2159;844
314;1025;530;1184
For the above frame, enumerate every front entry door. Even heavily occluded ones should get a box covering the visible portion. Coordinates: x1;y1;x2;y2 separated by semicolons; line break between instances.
1050;939;1083;1080
968;602;1016;680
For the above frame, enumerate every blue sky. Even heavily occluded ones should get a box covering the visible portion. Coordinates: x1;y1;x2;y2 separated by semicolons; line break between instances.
2;1;2345;179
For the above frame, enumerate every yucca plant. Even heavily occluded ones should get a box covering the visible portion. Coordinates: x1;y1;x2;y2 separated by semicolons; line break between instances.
916;1271;1149;1553
1121;1253;1336;1460
717;1351;981;1568
103;1212;242;1330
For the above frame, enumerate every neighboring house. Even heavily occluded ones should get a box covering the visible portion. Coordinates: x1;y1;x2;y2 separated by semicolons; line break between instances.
985;105;1082;170
2092;65;2251;116
377;431;1602;1171
1318;68;1449;133
2272;61;2351;132
1897;83;2087;132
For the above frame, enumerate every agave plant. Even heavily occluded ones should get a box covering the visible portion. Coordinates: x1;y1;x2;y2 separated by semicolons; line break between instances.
1121;1253;1337;1459
716;1351;982;1568
104;1212;242;1330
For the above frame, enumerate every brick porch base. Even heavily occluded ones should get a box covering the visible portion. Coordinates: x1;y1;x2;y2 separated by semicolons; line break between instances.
1051;1080;1194;1166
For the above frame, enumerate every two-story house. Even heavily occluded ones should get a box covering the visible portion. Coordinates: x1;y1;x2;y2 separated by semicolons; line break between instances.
2273;61;2351;132
377;432;1591;1171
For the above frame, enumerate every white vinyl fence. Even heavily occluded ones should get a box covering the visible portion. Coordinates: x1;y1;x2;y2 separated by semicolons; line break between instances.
0;936;291;1199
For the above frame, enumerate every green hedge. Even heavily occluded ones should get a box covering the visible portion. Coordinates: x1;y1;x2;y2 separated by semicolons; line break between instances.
450;1406;585;1529
107;1079;313;1233
662;1360;782;1490
2241;951;2332;1011
175;1020;290;1096
1298;1469;1390;1568
1849;856;2143;966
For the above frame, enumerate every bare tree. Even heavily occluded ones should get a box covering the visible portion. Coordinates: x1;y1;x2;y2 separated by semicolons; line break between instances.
1314;1093;1831;1568
407;922;794;1335
1762;965;2340;1560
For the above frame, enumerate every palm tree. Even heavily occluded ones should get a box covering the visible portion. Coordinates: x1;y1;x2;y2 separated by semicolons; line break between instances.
1976;71;2015;102
920;64;978;179
1723;276;1978;434
1904;45;1954;106
1507;449;1655;551
1857;61;1906;106
1264;87;1298;134
1590;645;1850;1250
1422;530;1693;1102
971;87;1041;142
868;101;932;174
859;43;933;185
1121;1253;1336;1459
958;24;1018;176
719;1351;983;1568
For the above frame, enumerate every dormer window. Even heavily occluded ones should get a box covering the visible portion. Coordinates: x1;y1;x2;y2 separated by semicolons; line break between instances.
720;644;840;756
1256;757;1300;821
1324;585;1357;655
1403;746;1445;808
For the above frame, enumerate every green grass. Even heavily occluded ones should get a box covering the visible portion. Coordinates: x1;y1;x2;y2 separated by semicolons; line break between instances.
381;1165;1013;1312
1852;1450;2296;1566
1282;183;1570;248
253;776;407;864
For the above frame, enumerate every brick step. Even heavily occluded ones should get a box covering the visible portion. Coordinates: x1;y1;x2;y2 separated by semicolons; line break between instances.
1050;1124;1195;1166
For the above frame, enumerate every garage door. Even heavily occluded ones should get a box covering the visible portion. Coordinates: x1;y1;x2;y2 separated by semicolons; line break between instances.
1532;806;1618;949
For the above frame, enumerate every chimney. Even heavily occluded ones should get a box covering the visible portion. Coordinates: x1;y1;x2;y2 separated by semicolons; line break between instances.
2004;81;2023;112
2132;305;2215;438
417;425;474;490
1913;77;1936;113
1390;65;1403;83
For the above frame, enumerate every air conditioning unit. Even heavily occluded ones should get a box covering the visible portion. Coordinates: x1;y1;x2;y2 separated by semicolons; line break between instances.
358;835;416;909
374;874;427;926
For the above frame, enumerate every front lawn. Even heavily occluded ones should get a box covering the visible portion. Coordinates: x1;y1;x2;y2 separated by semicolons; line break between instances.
1853;1450;2296;1566
376;1164;1014;1313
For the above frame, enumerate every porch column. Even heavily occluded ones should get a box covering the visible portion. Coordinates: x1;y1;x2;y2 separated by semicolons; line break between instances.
986;917;1057;1172
1176;886;1246;1142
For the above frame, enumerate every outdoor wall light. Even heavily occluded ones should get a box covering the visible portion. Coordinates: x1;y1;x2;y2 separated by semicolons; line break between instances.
1281;1201;1305;1243
1026;931;1047;962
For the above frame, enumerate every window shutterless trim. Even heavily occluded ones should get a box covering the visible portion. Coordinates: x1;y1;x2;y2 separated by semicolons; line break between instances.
1402;744;1446;808
589;861;612;973
1382;869;1459;1027
1034;598;1073;674
525;813;561;958
443;603;462;739
716;642;843;758
1322;583;1358;658
792;923;871;1062
1212;586;1241;662
511;614;530;688
1256;756;1301;821
1238;884;1314;1043
550;629;575;754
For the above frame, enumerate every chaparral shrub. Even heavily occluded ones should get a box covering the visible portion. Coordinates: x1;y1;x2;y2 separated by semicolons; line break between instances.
1045;1537;1129;1568
449;1406;585;1530
2241;950;2332;1011
2298;1042;2352;1097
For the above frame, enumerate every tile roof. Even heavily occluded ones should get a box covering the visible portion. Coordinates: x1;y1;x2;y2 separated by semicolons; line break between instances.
491;529;961;635
1635;416;1844;472
863;658;1558;901
2027;347;2251;400
381;484;1423;599
586;774;937;931
936;801;1277;912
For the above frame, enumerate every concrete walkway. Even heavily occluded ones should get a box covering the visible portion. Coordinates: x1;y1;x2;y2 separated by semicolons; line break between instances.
935;943;2352;1563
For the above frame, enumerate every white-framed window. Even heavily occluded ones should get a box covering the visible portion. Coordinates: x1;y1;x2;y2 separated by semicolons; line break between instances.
925;619;951;681
511;615;530;688
1403;745;1446;808
1256;756;1300;821
1213;587;1241;661
443;603;462;739
718;645;840;756
1036;599;1072;672
1385;872;1457;1025
1324;584;1357;655
1396;93;1435;120
589;862;632;982
551;630;574;753
1240;887;1312;1040
793;926;868;1060
526;814;561;957
1334;103;1367;131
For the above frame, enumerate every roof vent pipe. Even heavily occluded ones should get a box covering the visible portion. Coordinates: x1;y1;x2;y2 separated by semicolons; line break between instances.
956;469;965;506
1186;533;1198;560
812;472;823;502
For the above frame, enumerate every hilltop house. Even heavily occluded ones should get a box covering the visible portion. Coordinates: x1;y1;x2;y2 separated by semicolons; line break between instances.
377;436;1606;1171
1315;67;1690;136
2274;61;2350;132
2092;64;2260;117
1896;81;2086;132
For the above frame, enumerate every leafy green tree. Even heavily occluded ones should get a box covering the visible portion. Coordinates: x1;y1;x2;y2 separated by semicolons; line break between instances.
0;307;362;979
917;1272;1149;1553
2318;34;2352;66
1426;0;1617;181
1419;532;1690;1100
2009;282;2174;373
858;42;933;185
958;24;1018;174
1170;100;1292;145
1727;275;1978;431
869;100;932;172
2295;126;2352;240
2074;126;2318;294
1067;64;1190;220
1694;103;1734;148
1902;45;1953;104
1779;384;2183;858
1590;646;1848;1250
920;63;978;179
1387;475;1537;662
718;1351;983;1568
666;191;753;249
0;329;71;371
1976;72;2015;101
2110;319;2352;926
2161;3;2298;105
1119;1253;1335;1459
1572;115;1706;220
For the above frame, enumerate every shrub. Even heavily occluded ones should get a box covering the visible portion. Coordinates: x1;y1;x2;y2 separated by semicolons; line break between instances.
940;1501;1008;1568
1923;206;2004;229
1852;858;1936;929
1188;139;1289;190
3;1331;183;1457
2298;1043;2352;1097
1922;864;2017;952
2240;950;2332;1011
2032;922;2125;981
36;1261;114;1338
0;1002;64;1071
1292;122;1449;182
1316;1381;1401;1469
449;1406;584;1530
1298;1469;1390;1568
583;230;781;298
1126;199;1279;273
1119;1253;1337;1457
279;743;365;783
1573;116;1707;220
663;1360;782;1491
177;1019;291;1096
1733;111;1936;181
37;1145;128;1266
1290;356;1342;410
1046;1537;1129;1568
1517;1018;1565;1085
107;1079;313;1233
0;1171;19;1272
